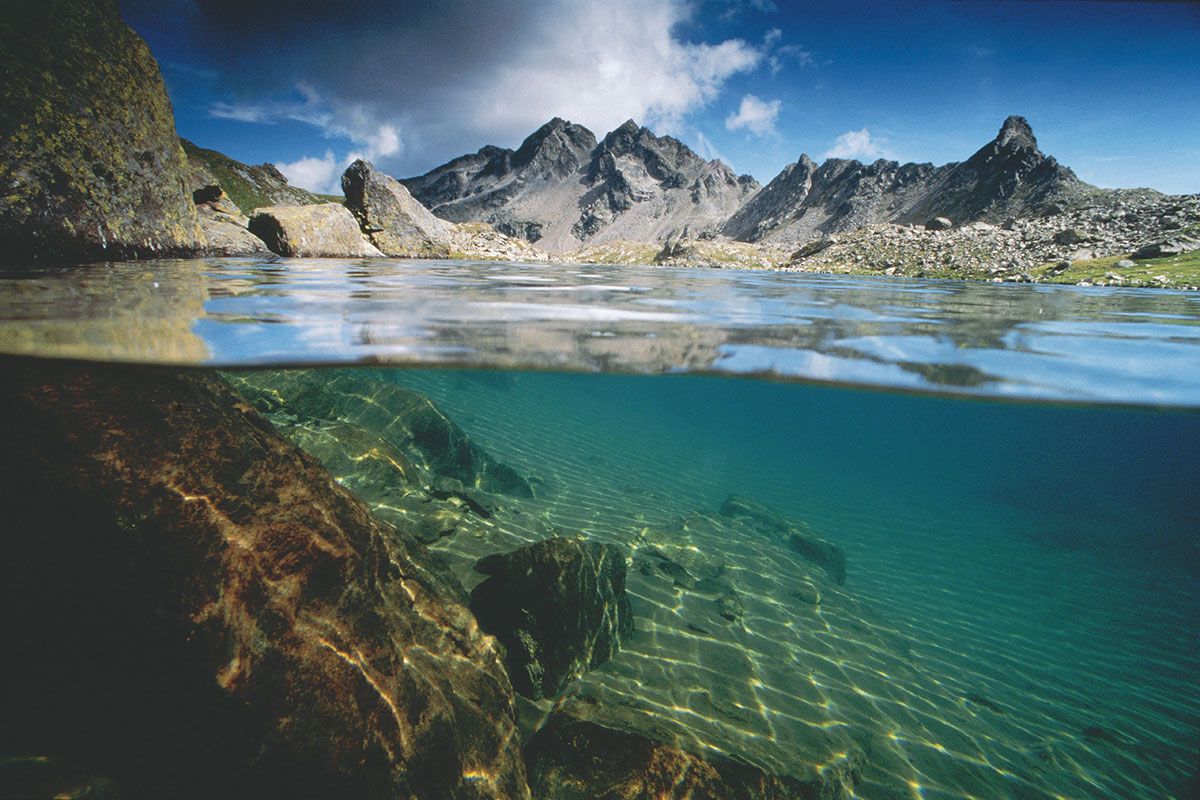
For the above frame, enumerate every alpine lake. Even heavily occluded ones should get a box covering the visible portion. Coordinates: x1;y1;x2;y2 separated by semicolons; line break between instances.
1;256;1197;800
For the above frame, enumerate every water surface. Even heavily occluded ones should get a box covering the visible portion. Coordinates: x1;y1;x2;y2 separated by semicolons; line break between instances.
2;256;1199;405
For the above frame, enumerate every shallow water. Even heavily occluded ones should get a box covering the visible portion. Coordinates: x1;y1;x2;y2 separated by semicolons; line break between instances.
1;257;1198;798
2;257;1200;404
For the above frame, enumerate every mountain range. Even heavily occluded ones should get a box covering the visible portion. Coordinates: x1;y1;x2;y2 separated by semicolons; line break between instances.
402;115;1095;253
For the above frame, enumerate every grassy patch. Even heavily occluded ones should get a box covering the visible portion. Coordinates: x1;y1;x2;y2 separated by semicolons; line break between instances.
1035;249;1200;288
182;139;326;216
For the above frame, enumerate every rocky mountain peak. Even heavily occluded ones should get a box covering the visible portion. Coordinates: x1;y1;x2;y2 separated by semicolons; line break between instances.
511;117;596;177
996;115;1038;152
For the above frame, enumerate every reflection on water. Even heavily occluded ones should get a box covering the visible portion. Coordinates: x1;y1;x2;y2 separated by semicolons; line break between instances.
1;257;1199;404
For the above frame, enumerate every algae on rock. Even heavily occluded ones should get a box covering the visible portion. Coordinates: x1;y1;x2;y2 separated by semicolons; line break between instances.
0;0;201;263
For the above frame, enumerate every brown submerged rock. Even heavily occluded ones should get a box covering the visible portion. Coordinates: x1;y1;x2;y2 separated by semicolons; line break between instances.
526;704;862;800
471;538;634;700
0;361;529;799
0;0;202;264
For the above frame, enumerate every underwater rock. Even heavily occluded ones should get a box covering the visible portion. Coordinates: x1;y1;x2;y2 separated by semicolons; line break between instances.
248;203;384;258
0;757;126;800
716;590;745;624
0;361;529;799
792;581;821;605
227;369;533;498
342;159;453;257
0;0;202;264
470;537;634;700
526;704;862;800
719;494;847;585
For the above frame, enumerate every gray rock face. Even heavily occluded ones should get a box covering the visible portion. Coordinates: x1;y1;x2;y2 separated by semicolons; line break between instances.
342;159;453;257
1132;236;1200;260
248;204;383;258
470;538;634;699
723;116;1091;247
0;0;202;264
403;118;758;252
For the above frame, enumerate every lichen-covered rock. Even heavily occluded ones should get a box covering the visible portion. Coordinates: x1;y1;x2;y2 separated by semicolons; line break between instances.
248;203;384;258
199;216;271;256
342;159;453;257
470;538;634;700
0;361;530;799
526;705;862;800
0;0;202;264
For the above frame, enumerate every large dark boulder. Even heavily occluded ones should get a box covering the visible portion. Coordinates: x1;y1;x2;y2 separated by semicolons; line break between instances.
0;360;529;799
342;159;453;257
0;0;202;264
470;538;634;700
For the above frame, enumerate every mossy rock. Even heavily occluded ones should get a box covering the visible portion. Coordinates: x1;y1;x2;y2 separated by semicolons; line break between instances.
0;0;201;264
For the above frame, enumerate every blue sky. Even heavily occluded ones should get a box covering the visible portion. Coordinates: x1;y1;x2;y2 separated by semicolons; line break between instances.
121;0;1200;195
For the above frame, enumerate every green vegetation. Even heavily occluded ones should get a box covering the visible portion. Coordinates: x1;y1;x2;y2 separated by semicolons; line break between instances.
1034;249;1200;288
181;139;327;216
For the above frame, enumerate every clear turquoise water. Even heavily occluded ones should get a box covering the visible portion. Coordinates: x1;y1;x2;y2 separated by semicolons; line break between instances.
373;367;1199;799
1;257;1198;797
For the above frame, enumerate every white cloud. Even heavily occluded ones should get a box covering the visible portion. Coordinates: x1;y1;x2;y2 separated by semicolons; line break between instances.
725;94;781;137
184;0;769;176
824;128;895;161
473;2;763;139
275;150;344;194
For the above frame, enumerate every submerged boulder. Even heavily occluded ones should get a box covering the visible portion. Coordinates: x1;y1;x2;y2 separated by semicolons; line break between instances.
526;704;862;800
226;369;533;498
342;159;453;257
720;494;847;585
470;538;634;700
0;361;529;799
248;203;384;258
0;0;202;264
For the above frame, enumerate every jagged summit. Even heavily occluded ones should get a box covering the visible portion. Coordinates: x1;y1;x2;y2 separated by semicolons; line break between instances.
722;116;1091;245
403;115;1095;251
403;118;758;251
995;115;1038;151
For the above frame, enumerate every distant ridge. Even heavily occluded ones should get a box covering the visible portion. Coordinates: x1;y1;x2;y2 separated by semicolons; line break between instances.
402;117;759;252
406;116;1097;250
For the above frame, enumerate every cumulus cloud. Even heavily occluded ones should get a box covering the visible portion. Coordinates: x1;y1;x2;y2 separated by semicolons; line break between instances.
725;94;781;136
276;150;343;194
824;128;895;161
126;0;770;176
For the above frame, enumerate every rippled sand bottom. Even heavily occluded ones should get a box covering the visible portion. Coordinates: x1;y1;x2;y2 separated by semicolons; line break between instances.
359;369;1199;799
